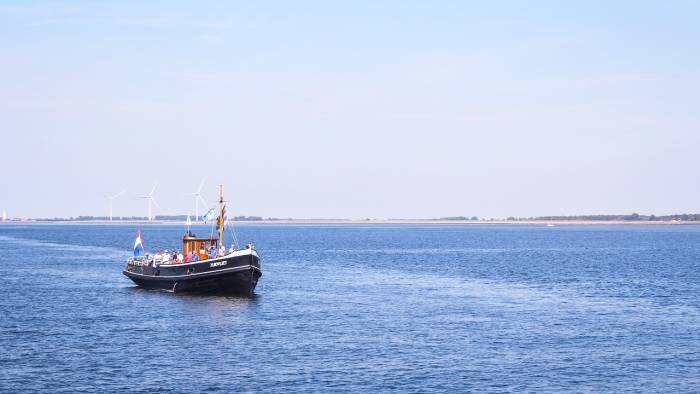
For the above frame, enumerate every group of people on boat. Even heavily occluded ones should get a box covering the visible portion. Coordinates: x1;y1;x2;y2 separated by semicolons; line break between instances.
141;244;239;265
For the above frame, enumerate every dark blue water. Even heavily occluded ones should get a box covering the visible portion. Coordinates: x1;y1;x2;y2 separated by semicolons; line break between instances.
1;224;699;392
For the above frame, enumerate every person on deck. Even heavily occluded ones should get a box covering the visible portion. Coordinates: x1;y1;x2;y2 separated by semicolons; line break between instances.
162;250;171;263
218;244;226;257
177;251;184;263
228;244;235;254
209;247;217;259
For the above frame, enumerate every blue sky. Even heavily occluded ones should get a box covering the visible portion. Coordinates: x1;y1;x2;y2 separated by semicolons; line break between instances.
1;1;699;218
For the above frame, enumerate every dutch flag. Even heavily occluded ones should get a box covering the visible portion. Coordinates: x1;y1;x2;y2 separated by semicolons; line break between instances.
133;230;144;258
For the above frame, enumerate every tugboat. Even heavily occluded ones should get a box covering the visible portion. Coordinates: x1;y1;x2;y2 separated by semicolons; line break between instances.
123;185;262;294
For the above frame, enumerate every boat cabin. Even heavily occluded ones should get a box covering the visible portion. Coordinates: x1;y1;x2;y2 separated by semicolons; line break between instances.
182;232;219;261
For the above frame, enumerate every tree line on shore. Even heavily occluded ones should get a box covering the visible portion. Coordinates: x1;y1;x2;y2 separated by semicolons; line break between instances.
25;213;700;222
34;215;278;222
438;214;700;221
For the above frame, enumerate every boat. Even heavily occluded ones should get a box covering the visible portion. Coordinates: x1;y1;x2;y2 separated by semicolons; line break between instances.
122;185;262;294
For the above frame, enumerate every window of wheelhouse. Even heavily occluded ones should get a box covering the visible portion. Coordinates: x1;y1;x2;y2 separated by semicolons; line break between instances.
185;241;195;255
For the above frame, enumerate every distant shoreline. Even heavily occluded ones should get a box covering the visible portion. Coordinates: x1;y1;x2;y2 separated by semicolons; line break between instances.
1;219;697;225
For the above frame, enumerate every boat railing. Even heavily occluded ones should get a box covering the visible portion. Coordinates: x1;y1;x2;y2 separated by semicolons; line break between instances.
127;247;255;267
127;257;151;266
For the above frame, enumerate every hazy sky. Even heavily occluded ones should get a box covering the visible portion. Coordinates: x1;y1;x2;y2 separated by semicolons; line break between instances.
1;1;699;219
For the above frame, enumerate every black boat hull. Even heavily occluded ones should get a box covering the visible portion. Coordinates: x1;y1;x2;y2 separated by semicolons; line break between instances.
123;251;261;294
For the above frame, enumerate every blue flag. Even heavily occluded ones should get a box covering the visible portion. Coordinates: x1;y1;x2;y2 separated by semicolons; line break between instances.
202;208;216;223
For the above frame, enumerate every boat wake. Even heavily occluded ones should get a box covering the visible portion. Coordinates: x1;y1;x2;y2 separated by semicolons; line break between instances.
0;235;128;260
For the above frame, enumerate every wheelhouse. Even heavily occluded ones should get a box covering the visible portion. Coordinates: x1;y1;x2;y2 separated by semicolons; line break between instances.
182;233;219;261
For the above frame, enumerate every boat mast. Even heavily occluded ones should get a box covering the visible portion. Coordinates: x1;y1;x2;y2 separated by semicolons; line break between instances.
218;184;224;245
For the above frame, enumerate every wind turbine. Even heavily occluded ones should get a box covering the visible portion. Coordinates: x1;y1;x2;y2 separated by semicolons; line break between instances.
106;190;125;221
138;182;160;221
185;178;208;222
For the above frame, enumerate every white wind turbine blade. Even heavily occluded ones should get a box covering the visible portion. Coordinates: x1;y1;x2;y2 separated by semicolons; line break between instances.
110;190;125;199
196;178;206;194
151;197;161;209
149;182;158;197
197;195;209;210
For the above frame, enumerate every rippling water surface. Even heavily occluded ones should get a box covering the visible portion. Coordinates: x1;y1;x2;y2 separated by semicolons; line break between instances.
1;224;699;392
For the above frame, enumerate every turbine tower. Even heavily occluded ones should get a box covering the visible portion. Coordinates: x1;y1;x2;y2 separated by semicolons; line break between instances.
138;183;160;221
185;178;208;222
106;190;125;221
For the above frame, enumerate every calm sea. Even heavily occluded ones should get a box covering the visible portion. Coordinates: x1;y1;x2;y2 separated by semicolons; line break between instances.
1;224;699;392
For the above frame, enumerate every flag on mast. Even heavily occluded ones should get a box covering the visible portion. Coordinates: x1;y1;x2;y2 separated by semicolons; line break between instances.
217;204;227;231
202;208;216;223
133;230;144;257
